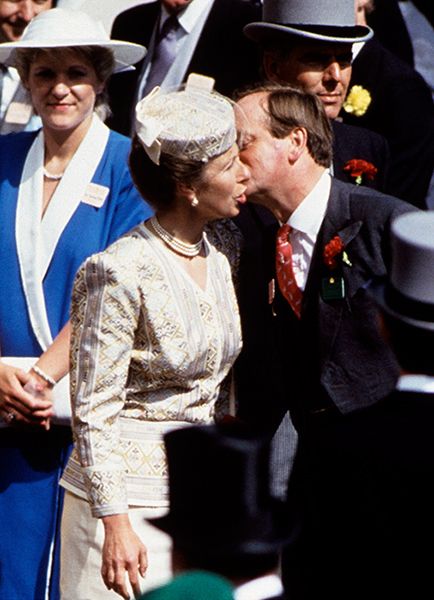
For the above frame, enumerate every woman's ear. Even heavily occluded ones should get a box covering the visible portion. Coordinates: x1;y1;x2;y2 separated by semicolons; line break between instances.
177;182;200;208
177;181;195;200
96;78;106;95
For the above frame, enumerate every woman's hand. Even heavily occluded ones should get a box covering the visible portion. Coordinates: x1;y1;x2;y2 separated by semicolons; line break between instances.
0;363;53;427
101;514;148;600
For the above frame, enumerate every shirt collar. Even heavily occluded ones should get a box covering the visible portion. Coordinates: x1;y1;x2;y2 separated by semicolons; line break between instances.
161;0;213;34
352;41;365;60
235;574;283;600
397;374;434;393
288;170;331;240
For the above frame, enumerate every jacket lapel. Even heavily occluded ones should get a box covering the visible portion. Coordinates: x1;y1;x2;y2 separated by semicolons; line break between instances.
15;116;110;350
302;180;362;354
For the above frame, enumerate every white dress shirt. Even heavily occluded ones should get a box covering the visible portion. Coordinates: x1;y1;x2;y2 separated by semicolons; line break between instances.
0;66;41;133
397;374;434;393
136;0;214;100
235;574;284;600
286;171;331;291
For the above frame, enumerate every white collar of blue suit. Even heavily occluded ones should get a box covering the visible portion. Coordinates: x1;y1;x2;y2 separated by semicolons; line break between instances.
235;574;283;600
397;374;434;393
15;114;109;350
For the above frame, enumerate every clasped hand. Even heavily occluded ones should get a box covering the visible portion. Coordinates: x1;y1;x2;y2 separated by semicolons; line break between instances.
0;363;53;429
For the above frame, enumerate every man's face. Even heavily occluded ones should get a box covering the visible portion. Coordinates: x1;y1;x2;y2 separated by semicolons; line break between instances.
264;41;353;120
0;0;52;43
161;0;193;15
236;92;290;205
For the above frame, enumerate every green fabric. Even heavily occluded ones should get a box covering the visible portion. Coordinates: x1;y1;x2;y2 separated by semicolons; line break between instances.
140;570;234;600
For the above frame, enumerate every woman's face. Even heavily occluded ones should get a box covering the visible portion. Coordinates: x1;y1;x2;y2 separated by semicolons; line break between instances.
25;49;103;135
194;143;250;220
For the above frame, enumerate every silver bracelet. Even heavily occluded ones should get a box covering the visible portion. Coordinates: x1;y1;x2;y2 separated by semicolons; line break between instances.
31;365;57;387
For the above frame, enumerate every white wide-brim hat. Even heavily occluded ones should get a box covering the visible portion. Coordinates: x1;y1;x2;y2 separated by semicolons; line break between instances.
0;8;146;72
244;0;373;44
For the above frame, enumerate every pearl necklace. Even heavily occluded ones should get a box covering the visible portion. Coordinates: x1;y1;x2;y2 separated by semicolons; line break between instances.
43;167;64;181
150;216;203;257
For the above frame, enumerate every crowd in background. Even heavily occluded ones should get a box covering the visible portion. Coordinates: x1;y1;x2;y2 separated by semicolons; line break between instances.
0;1;433;600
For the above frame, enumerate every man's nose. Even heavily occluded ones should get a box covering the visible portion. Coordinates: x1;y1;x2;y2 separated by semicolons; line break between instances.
324;60;342;82
17;1;38;23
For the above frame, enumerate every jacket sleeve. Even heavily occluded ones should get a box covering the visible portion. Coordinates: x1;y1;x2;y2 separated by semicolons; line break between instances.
69;246;141;517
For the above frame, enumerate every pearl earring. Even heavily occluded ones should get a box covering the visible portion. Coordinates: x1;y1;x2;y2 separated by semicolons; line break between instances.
191;196;199;207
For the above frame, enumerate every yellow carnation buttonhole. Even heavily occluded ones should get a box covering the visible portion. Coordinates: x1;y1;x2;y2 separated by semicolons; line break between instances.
343;85;372;117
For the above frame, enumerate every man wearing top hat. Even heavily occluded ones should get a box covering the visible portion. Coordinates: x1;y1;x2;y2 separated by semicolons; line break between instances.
233;83;418;599
243;0;391;194
360;211;434;597
142;424;293;600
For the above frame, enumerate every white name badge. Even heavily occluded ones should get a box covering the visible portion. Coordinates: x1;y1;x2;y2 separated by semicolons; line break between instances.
5;101;33;125
82;183;109;208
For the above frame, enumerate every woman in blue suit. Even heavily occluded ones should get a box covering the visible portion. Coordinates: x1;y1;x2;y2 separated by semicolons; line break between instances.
0;9;151;599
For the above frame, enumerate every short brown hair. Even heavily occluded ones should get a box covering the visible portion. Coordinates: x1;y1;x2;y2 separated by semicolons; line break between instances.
236;83;333;168
15;46;115;120
129;137;208;211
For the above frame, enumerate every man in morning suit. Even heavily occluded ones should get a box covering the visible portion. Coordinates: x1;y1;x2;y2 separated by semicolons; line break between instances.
236;0;392;502
363;211;434;598
243;0;391;193
108;0;262;135
342;0;434;208
141;424;291;600
234;83;417;599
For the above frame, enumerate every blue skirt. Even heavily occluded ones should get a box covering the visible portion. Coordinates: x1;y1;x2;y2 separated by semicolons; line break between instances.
0;426;72;600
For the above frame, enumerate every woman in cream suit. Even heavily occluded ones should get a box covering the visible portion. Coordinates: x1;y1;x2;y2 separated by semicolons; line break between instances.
60;75;250;599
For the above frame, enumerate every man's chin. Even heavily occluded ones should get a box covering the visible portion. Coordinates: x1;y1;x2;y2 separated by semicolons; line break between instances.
321;103;343;121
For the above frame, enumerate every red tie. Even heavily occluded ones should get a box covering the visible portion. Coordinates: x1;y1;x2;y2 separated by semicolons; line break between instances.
276;224;302;318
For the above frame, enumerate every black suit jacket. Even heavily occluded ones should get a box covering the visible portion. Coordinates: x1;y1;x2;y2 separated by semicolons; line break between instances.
235;179;416;432
342;37;434;208
332;120;390;192
108;0;262;135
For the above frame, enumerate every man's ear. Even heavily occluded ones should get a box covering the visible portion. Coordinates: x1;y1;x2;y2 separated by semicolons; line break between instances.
287;127;308;162
263;50;282;82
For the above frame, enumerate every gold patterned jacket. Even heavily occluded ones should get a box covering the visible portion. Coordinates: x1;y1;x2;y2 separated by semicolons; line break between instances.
60;220;242;517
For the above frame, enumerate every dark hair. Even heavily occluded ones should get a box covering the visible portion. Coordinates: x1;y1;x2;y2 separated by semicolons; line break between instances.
382;313;434;375
129;136;209;210
14;46;115;120
235;83;333;167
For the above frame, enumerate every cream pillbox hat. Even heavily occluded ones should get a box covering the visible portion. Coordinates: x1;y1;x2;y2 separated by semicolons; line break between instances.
135;74;237;165
0;8;146;72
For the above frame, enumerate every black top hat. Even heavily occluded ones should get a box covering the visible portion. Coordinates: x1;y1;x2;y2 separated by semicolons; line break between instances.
369;212;434;331
149;424;296;556
244;0;372;45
